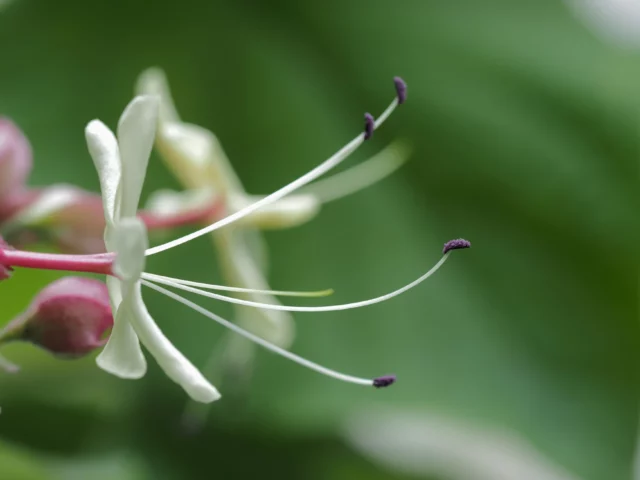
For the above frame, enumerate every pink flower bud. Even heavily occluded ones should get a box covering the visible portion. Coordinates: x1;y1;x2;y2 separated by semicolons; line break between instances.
1;186;107;254
0;277;113;357
44;189;107;254
0;118;33;201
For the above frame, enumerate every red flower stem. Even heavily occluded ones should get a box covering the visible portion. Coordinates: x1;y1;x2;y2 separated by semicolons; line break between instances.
1;249;114;275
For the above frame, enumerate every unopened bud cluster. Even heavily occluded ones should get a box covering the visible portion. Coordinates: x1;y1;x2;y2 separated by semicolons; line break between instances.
0;277;113;358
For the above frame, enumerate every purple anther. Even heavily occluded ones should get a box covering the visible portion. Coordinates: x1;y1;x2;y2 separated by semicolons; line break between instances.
442;238;471;254
364;113;375;140
394;77;407;104
373;374;397;388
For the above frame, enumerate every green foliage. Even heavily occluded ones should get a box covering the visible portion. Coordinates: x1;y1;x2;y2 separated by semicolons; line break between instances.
0;1;637;479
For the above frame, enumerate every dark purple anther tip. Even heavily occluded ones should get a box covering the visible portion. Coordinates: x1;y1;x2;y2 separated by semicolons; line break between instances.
443;238;471;255
364;113;375;140
394;77;407;104
373;375;397;388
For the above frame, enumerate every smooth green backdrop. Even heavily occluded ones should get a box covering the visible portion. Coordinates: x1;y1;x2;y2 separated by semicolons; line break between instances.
0;1;637;479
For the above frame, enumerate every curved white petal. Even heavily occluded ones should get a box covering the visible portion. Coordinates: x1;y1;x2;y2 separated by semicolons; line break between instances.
216;229;294;347
136;67;182;124
157;122;243;194
111;218;148;282
85;120;121;223
127;282;220;403
137;70;243;195
96;305;147;379
117;95;159;218
230;194;321;230
96;277;147;379
105;275;123;310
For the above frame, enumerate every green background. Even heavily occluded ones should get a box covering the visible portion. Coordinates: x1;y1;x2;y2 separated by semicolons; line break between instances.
0;0;638;479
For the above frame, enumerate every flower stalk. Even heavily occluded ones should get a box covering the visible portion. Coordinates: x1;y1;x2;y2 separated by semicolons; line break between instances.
0;248;114;275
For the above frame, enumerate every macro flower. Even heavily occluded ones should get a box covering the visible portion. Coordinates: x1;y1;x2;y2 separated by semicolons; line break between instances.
84;95;220;402
137;68;411;354
0;78;469;404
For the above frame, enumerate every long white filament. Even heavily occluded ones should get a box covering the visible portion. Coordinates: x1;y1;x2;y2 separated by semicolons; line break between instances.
145;98;399;256
142;272;333;298
141;253;450;313
141;280;374;386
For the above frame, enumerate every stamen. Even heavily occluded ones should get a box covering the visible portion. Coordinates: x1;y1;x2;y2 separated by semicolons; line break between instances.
142;252;452;313
364;113;375;140
394;77;407;104
141;280;387;387
142;272;334;298
443;238;471;254
146;78;404;257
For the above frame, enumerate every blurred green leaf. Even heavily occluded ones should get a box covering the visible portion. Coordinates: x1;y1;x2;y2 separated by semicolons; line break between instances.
0;440;52;480
0;1;637;480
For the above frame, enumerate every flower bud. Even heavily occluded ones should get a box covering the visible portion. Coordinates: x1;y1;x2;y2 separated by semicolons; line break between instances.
0;277;113;357
0;118;33;200
1;185;107;254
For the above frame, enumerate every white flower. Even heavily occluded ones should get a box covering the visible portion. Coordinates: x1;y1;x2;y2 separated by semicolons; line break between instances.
85;96;220;403
137;67;410;349
83;78;467;400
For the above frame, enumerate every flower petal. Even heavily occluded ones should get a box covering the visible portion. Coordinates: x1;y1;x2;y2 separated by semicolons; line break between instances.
137;69;242;194
85;120;121;223
96;277;147;379
117;96;159;218
0;118;33;200
157;122;242;194
144;188;215;218
216;229;294;347
110;217;148;282
230;193;321;230
127;282;220;403
136;68;182;124
104;217;150;383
